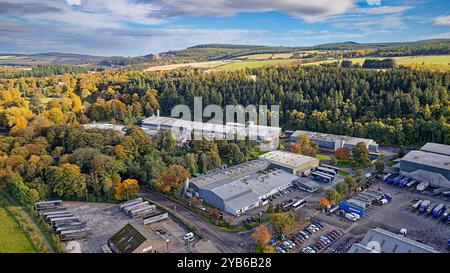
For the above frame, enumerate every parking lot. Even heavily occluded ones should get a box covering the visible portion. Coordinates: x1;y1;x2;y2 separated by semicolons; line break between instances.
271;220;345;253
64;201;220;253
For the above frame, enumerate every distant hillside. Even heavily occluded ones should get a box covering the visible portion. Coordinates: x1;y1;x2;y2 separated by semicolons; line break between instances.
2;39;450;68
0;52;104;66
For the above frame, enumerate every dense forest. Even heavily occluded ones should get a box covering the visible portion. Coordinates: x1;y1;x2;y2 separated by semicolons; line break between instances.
0;65;89;78
0;63;449;204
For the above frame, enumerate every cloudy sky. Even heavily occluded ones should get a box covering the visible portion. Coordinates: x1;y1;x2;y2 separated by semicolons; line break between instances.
0;0;449;56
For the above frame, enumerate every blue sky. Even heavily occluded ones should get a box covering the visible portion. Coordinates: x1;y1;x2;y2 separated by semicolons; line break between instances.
0;0;449;56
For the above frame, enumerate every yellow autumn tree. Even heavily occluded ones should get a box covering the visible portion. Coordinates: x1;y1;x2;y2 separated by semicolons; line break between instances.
114;178;139;201
251;225;271;247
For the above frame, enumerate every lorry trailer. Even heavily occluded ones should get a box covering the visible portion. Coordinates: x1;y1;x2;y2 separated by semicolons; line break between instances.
419;200;431;212
432;204;446;218
339;202;365;216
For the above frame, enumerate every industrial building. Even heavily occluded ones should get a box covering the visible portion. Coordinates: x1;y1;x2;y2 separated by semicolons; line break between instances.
398;143;450;188
141;115;281;150
290;130;379;152
348;228;439;253
259;150;319;175
187;151;314;216
108;223;168;253
83;123;126;134
420;142;450;157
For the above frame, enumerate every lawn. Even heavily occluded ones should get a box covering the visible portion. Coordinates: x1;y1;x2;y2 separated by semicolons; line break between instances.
0;206;36;253
316;154;330;160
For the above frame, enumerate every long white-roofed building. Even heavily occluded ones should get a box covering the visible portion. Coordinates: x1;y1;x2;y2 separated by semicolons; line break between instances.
141;115;281;150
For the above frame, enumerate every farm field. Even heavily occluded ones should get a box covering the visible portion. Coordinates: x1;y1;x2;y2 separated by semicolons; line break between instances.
216;59;300;71
144;60;234;71
0;204;36;253
237;53;294;60
303;55;450;66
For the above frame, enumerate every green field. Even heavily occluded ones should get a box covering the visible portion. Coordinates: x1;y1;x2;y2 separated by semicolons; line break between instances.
217;59;299;71
304;55;450;66
0;206;36;253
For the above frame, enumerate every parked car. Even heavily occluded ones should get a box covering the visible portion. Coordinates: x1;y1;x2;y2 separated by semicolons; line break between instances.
299;231;310;238
313;222;324;228
276;246;286;253
283;241;293;249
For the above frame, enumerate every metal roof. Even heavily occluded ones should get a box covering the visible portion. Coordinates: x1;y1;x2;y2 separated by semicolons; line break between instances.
349;228;439;253
141;116;281;136
190;159;270;188
224;191;260;212
109;223;146;253
292;130;377;146
420;142;450;157
209;169;298;201
259;150;319;170
401;150;450;171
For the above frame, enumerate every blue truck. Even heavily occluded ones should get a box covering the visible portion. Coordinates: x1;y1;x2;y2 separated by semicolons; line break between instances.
384;193;393;202
389;175;404;185
432;204;446;218
339;201;366;216
419;200;431;213
398;177;411;187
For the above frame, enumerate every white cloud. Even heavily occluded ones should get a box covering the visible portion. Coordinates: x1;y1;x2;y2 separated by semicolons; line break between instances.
358;6;412;15
150;0;356;22
66;0;81;6
434;15;450;26
366;0;381;6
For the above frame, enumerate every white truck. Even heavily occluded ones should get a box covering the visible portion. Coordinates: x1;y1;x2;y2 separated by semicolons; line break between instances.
417;181;429;192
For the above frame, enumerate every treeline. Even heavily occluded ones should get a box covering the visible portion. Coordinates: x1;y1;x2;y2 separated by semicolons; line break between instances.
99;56;156;67
362;59;396;69
0;65;88;78
370;40;450;57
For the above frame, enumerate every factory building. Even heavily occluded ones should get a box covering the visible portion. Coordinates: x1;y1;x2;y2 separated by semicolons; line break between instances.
187;151;314;216
290;130;379;152
348;228;439;253
399;143;450;188
108;223;167;253
141;115;281;150
258;150;319;175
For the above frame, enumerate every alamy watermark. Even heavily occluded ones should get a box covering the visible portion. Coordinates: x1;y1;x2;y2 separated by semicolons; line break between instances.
168;97;280;145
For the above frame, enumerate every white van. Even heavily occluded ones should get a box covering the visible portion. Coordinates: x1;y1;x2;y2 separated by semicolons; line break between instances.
184;232;194;241
345;213;357;222
350;213;360;220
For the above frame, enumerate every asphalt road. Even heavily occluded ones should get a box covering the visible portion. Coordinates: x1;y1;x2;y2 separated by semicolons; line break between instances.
140;191;253;253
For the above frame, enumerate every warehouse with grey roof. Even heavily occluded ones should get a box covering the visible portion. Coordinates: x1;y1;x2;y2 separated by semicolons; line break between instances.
187;151;316;216
399;142;450;188
290;130;379;152
348;228;439;253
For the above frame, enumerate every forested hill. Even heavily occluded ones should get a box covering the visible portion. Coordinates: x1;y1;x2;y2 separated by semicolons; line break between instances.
3;39;449;68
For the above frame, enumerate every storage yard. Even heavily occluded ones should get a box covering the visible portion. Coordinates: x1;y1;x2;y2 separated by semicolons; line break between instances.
60;201;219;253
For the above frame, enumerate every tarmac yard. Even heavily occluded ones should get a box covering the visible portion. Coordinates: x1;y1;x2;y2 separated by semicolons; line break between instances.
315;180;450;253
64;201;219;253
